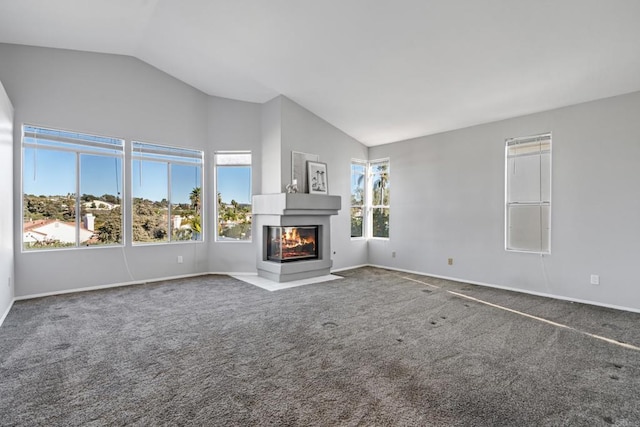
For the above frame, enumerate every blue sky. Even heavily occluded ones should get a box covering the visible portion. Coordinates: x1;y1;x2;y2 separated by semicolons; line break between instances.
217;166;251;204
24;148;251;205
24;148;78;196
25;149;125;199
132;160;167;202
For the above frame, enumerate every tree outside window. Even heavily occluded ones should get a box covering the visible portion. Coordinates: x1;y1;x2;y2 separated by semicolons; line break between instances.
132;141;203;244
22;125;124;250
350;158;390;239
370;160;390;238
215;152;252;242
350;161;366;238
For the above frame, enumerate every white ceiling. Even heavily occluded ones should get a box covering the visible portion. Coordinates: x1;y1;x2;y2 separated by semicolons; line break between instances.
1;0;640;146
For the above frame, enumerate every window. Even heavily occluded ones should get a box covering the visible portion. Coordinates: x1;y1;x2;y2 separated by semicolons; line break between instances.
22;125;124;250
132;142;203;244
350;158;390;239
505;133;551;253
215;152;252;241
350;161;366;238
370;159;390;238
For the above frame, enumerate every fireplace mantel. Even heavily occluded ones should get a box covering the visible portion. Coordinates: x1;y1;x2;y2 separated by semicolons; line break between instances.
253;193;341;216
252;193;342;282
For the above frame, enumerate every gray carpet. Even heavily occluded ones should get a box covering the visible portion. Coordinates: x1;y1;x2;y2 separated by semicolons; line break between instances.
1;267;639;426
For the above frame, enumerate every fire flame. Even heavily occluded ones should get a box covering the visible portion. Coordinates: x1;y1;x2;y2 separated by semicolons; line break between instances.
281;227;314;249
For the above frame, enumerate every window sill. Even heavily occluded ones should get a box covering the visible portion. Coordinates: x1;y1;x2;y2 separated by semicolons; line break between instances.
22;244;125;253
132;240;205;247
505;248;550;255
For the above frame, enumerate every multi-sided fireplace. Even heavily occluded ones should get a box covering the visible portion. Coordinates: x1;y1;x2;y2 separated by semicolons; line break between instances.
267;226;319;262
253;193;341;282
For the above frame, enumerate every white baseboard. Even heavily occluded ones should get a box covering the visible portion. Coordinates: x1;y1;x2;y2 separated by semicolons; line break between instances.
12;267;347;301
14;272;209;301
367;263;640;314
211;271;258;276
331;264;369;273
10;264;640;315
367;264;435;278
0;298;15;328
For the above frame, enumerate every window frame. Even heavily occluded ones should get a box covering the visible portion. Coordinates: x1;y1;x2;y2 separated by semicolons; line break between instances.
350;158;390;240
368;158;391;239
350;159;367;239
21;124;125;252
131;140;204;245
504;132;551;254
214;151;252;243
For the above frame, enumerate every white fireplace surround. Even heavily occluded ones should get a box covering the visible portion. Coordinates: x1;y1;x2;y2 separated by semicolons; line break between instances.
252;193;341;282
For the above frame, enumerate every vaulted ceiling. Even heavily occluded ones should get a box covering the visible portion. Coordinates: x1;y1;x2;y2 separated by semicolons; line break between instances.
1;0;639;146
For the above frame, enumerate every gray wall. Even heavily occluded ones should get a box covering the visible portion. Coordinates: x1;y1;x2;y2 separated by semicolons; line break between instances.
279;97;369;270
0;43;211;297
260;96;282;194
5;42;637;312
207;95;262;273
0;80;14;321
255;96;370;270
369;91;640;311
0;44;370;298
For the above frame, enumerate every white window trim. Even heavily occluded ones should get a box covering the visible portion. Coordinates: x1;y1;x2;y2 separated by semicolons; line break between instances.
132;140;204;245
21;124;125;252
368;158;390;240
350;158;390;240
504;133;551;254
214;151;252;243
350;159;367;240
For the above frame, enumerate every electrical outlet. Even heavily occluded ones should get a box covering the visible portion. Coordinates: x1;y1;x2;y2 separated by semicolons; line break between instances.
448;258;453;266
392;251;396;258
590;274;599;285
177;256;183;264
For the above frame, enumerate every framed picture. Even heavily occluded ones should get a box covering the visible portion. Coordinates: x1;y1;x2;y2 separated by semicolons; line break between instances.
307;161;328;194
291;151;319;193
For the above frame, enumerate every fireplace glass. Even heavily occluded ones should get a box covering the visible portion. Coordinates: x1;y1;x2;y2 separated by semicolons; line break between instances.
267;226;318;262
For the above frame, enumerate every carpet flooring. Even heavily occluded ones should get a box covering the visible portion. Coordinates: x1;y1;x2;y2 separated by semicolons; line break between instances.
1;267;639;426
